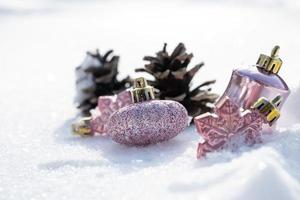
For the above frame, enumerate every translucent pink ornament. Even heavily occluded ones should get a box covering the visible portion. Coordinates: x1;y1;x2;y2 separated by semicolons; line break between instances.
218;46;290;113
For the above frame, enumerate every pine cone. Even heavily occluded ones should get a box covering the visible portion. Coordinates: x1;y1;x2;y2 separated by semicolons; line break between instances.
135;43;218;117
75;49;131;116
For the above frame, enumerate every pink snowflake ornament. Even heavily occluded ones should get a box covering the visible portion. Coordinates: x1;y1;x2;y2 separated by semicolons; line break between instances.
91;90;133;135
194;97;267;159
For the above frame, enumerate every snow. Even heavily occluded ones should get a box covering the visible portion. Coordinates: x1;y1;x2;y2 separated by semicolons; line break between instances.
0;0;300;199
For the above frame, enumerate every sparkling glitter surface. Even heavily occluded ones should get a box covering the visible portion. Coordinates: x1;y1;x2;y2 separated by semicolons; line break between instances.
194;97;266;158
91;90;132;134
107;100;189;145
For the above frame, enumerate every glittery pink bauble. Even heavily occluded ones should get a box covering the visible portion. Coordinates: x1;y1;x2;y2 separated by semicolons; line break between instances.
194;97;266;159
107;100;189;146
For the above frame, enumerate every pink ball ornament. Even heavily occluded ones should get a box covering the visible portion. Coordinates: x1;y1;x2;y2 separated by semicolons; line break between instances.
107;100;188;146
73;77;189;146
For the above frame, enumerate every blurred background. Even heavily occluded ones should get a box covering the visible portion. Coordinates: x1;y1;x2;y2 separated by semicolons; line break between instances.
1;0;300;125
1;0;300;199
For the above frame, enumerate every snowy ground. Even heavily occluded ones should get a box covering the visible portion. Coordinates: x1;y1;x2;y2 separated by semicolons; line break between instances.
1;0;300;199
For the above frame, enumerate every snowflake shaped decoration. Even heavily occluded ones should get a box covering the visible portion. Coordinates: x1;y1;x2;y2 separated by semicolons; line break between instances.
194;97;267;159
91;90;132;135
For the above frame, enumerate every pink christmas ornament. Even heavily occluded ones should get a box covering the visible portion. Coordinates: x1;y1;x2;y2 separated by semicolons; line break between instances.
73;77;189;146
193;46;289;159
91;90;133;134
107;100;188;146
194;97;266;159
218;46;289;112
107;77;189;145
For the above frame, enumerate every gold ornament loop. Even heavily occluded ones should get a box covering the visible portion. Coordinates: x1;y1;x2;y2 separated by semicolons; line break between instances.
131;77;155;103
252;95;282;126
256;45;283;74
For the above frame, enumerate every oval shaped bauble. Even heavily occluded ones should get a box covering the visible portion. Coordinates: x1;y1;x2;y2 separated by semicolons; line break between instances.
107;100;189;146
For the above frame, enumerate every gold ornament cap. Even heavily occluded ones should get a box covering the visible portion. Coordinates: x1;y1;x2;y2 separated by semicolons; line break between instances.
131;77;155;103
72;117;93;136
256;45;282;74
252;95;282;126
